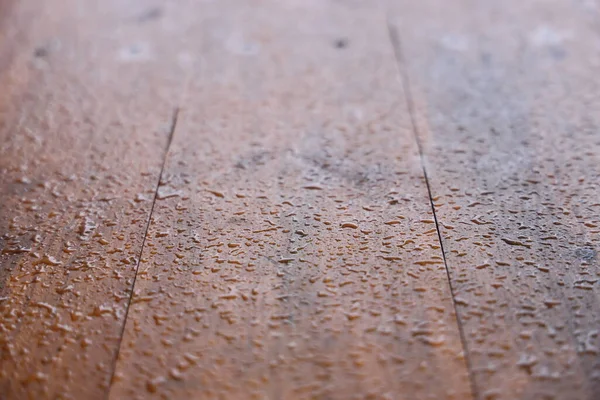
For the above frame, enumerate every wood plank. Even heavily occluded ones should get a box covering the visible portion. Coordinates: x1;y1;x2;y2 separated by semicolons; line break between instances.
0;1;189;398
109;1;474;399
389;0;600;398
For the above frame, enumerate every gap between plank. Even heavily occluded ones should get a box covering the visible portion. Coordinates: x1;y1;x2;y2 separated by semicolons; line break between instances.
105;107;180;399
386;21;479;399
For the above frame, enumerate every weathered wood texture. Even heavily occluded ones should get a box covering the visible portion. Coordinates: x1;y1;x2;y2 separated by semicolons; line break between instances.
5;0;599;399
0;1;187;398
109;1;472;399
390;0;600;399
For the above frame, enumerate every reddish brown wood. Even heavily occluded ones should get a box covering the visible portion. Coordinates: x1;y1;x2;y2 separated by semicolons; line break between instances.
0;1;188;398
6;0;597;398
108;1;473;399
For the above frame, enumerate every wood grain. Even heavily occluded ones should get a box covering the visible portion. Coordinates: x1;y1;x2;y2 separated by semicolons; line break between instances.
109;1;473;399
0;1;188;398
389;0;600;398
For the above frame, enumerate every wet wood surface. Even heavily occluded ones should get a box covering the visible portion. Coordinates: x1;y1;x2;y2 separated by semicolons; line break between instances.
390;0;600;399
1;0;599;399
0;1;186;398
109;1;472;399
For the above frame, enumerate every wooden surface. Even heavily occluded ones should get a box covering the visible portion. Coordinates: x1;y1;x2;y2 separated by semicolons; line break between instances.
109;1;471;399
0;1;187;398
0;0;599;399
390;0;600;399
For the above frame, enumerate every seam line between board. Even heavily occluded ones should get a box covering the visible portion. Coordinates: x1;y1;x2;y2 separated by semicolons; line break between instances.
105;107;180;399
386;20;480;400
